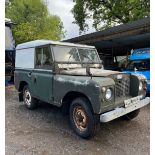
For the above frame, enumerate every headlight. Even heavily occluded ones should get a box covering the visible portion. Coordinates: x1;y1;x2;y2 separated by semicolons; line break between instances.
105;88;112;100
139;81;143;91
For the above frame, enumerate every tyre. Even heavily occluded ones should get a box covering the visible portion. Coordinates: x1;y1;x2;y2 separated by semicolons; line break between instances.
70;97;98;139
122;109;140;120
23;85;38;110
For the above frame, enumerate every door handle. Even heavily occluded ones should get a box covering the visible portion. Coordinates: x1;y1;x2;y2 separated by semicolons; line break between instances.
28;72;32;77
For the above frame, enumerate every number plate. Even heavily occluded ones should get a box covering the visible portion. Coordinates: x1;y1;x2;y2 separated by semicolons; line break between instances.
124;96;143;108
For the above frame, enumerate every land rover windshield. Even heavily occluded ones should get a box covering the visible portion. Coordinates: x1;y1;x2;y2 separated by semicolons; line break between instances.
52;45;99;62
52;45;101;68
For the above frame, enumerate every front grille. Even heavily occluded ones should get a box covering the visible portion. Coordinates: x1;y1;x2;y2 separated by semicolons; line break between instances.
115;75;130;97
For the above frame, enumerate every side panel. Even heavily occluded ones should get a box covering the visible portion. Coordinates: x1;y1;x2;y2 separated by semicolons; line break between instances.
15;48;35;69
14;69;53;104
31;69;53;104
14;69;33;92
15;47;35;92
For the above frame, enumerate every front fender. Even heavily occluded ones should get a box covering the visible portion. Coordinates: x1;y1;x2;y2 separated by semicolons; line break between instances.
53;75;101;113
53;75;115;114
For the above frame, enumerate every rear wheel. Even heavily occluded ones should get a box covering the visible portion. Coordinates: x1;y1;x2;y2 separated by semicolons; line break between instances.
70;97;98;139
23;85;38;110
122;109;140;120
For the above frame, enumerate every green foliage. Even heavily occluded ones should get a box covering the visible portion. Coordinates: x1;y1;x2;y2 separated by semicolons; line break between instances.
72;0;150;32
5;0;65;44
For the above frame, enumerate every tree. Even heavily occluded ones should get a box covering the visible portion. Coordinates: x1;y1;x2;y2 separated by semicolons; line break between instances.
72;0;150;32
5;0;65;44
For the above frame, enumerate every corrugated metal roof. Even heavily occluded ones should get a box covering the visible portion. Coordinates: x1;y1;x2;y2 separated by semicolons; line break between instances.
64;17;150;43
16;40;95;50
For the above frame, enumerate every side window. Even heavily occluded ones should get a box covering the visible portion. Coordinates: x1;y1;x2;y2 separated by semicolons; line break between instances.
35;46;52;69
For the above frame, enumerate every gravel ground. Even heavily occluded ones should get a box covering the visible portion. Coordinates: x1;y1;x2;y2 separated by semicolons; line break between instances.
5;85;150;155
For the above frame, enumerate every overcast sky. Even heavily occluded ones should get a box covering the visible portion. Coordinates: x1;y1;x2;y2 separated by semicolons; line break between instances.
46;0;96;40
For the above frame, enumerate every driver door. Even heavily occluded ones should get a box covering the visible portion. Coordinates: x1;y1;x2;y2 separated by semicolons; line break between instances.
32;45;53;104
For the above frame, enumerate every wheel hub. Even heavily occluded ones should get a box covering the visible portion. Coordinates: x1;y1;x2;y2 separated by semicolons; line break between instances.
24;90;31;106
73;106;88;131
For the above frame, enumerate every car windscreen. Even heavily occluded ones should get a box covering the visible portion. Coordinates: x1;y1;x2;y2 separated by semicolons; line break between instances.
126;59;150;71
52;45;80;62
52;45;100;63
78;48;100;63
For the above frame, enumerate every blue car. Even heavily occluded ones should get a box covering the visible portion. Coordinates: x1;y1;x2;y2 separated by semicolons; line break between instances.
124;48;150;94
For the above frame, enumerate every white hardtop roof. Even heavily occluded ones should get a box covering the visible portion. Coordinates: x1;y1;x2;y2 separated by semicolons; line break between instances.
16;40;95;50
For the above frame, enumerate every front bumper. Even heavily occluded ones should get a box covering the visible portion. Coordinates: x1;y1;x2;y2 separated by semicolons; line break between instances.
100;97;150;123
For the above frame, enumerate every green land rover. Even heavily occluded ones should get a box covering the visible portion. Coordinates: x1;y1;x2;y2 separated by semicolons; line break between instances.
15;40;150;138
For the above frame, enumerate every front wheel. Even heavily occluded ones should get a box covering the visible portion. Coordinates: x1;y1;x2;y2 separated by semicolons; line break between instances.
70;97;98;139
23;85;38;110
